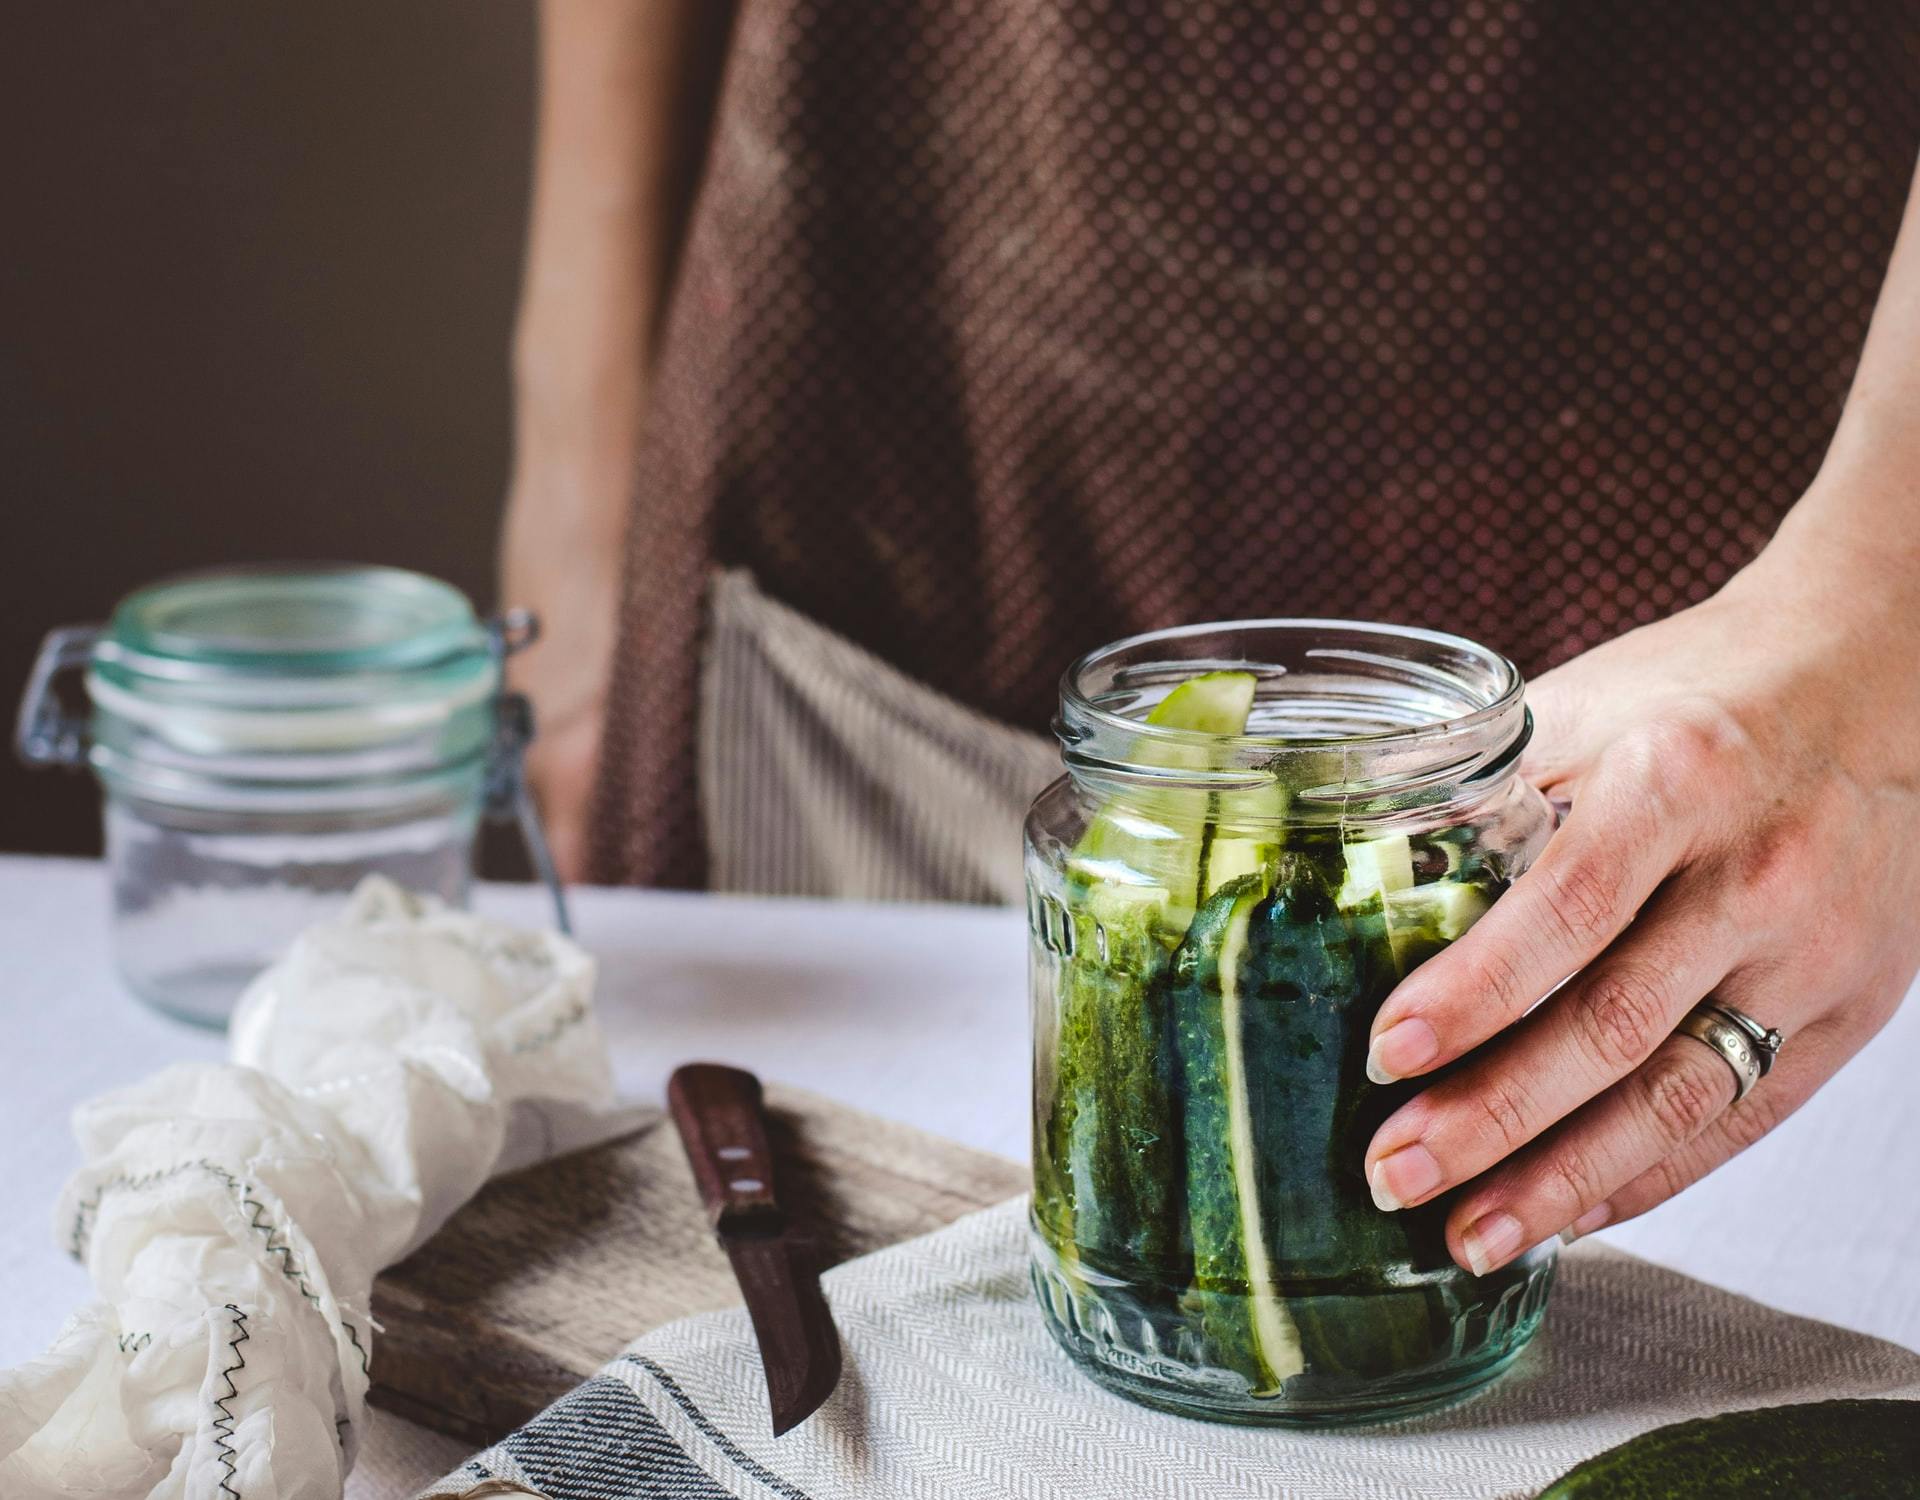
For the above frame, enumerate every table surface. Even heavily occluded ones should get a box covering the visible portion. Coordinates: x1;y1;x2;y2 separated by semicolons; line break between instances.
4;855;1917;1441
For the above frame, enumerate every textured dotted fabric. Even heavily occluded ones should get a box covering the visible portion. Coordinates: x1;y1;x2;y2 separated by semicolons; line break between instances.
591;0;1920;890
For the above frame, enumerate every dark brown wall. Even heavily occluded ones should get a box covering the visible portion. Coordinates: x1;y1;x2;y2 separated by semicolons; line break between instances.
1;3;536;860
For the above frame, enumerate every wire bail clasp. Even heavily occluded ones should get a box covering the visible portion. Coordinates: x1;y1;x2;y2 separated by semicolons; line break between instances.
14;624;102;769
484;610;572;935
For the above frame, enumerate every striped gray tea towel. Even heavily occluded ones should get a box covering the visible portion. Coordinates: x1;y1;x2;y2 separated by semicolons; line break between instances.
419;1197;1920;1500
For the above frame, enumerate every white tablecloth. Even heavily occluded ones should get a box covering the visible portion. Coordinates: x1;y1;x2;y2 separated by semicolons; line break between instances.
3;855;1916;1495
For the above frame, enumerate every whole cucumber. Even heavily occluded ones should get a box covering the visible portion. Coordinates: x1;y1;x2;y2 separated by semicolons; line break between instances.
1538;1399;1920;1498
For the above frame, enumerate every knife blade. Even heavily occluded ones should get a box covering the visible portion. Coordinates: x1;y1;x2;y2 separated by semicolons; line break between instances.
667;1063;842;1436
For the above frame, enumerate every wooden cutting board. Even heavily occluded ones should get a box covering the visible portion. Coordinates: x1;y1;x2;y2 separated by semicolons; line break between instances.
368;1084;1028;1445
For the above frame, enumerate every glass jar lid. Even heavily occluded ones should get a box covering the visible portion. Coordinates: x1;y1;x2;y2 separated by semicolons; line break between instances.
86;565;502;754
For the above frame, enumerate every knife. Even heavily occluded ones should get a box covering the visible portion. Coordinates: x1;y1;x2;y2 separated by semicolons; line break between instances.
666;1063;843;1436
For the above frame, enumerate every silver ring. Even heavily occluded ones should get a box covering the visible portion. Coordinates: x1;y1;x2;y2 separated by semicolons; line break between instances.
1675;1003;1782;1103
1714;1004;1785;1078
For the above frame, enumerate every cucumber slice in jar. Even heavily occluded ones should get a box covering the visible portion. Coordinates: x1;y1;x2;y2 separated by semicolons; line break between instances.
1335;835;1415;907
1172;873;1306;1394
1069;671;1260;937
1386;879;1491;944
1379;871;1495;973
1334;834;1418;974
1044;673;1263;1304
1242;855;1455;1380
1206;766;1289;902
1178;852;1471;1391
1148;670;1260;735
1037;881;1174;1272
1083;881;1185;1275
1335;834;1495;975
1199;832;1273;899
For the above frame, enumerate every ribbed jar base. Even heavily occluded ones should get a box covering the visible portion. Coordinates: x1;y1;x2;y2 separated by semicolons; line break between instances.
1030;1222;1556;1427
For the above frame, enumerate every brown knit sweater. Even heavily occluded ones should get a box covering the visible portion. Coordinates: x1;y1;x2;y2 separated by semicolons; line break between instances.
589;0;1920;890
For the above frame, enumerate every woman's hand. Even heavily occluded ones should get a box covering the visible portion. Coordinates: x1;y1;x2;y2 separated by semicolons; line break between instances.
1360;523;1920;1276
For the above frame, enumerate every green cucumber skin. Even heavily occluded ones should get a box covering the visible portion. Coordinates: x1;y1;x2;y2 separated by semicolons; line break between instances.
1085;903;1187;1277
1036;937;1131;1265
1538;1399;1920;1499
1034;947;1101;1250
1339;872;1508;1269
1239;855;1374;1273
1038;888;1189;1284
1030;968;1081;1260
1171;875;1276;1388
1237;857;1453;1379
1246;854;1471;1276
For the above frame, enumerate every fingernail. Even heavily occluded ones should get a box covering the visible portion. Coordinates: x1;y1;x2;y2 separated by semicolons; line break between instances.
1366;1018;1440;1084
1369;1144;1443;1212
1559;1203;1612;1245
1460;1211;1525;1276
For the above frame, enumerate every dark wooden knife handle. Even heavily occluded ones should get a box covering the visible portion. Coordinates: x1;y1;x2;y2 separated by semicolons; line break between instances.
667;1063;783;1233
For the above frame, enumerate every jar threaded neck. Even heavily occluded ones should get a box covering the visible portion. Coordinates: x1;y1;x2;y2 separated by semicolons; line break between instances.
1055;619;1528;816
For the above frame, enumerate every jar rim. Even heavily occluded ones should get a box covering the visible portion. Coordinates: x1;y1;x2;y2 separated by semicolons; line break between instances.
83;564;501;758
1056;618;1528;807
100;563;488;680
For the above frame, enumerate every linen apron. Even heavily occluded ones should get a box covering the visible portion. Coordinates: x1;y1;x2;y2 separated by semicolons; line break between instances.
699;570;1057;902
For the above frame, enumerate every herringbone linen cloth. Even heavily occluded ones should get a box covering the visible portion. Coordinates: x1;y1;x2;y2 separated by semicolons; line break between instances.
420;1197;1920;1500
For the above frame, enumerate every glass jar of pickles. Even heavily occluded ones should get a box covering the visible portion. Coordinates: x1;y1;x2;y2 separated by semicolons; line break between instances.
1024;620;1558;1424
15;564;568;1027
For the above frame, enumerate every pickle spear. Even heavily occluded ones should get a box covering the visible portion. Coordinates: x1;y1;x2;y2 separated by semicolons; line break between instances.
1041;879;1178;1273
1044;671;1263;1283
1172;872;1306;1394
1069;670;1259;936
1243;854;1449;1379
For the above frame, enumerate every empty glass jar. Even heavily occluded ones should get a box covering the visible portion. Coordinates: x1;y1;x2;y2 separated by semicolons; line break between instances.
1025;619;1559;1424
16;564;567;1026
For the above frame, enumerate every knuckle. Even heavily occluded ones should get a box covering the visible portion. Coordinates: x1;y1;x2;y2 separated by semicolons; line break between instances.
1570;965;1673;1071
1530;854;1623;949
1470;1073;1537;1155
1473;943;1536;1022
1371;1094;1438;1157
1645;703;1748;788
1639;1050;1727;1142
1741;817;1824;921
1604;704;1751;823
1540;1142;1606;1212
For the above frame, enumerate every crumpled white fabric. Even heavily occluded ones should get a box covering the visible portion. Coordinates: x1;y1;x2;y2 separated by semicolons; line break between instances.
0;878;618;1500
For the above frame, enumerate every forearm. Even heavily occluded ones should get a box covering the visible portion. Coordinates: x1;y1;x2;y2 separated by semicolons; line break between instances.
507;0;732;567
1758;154;1920;587
502;0;733;867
